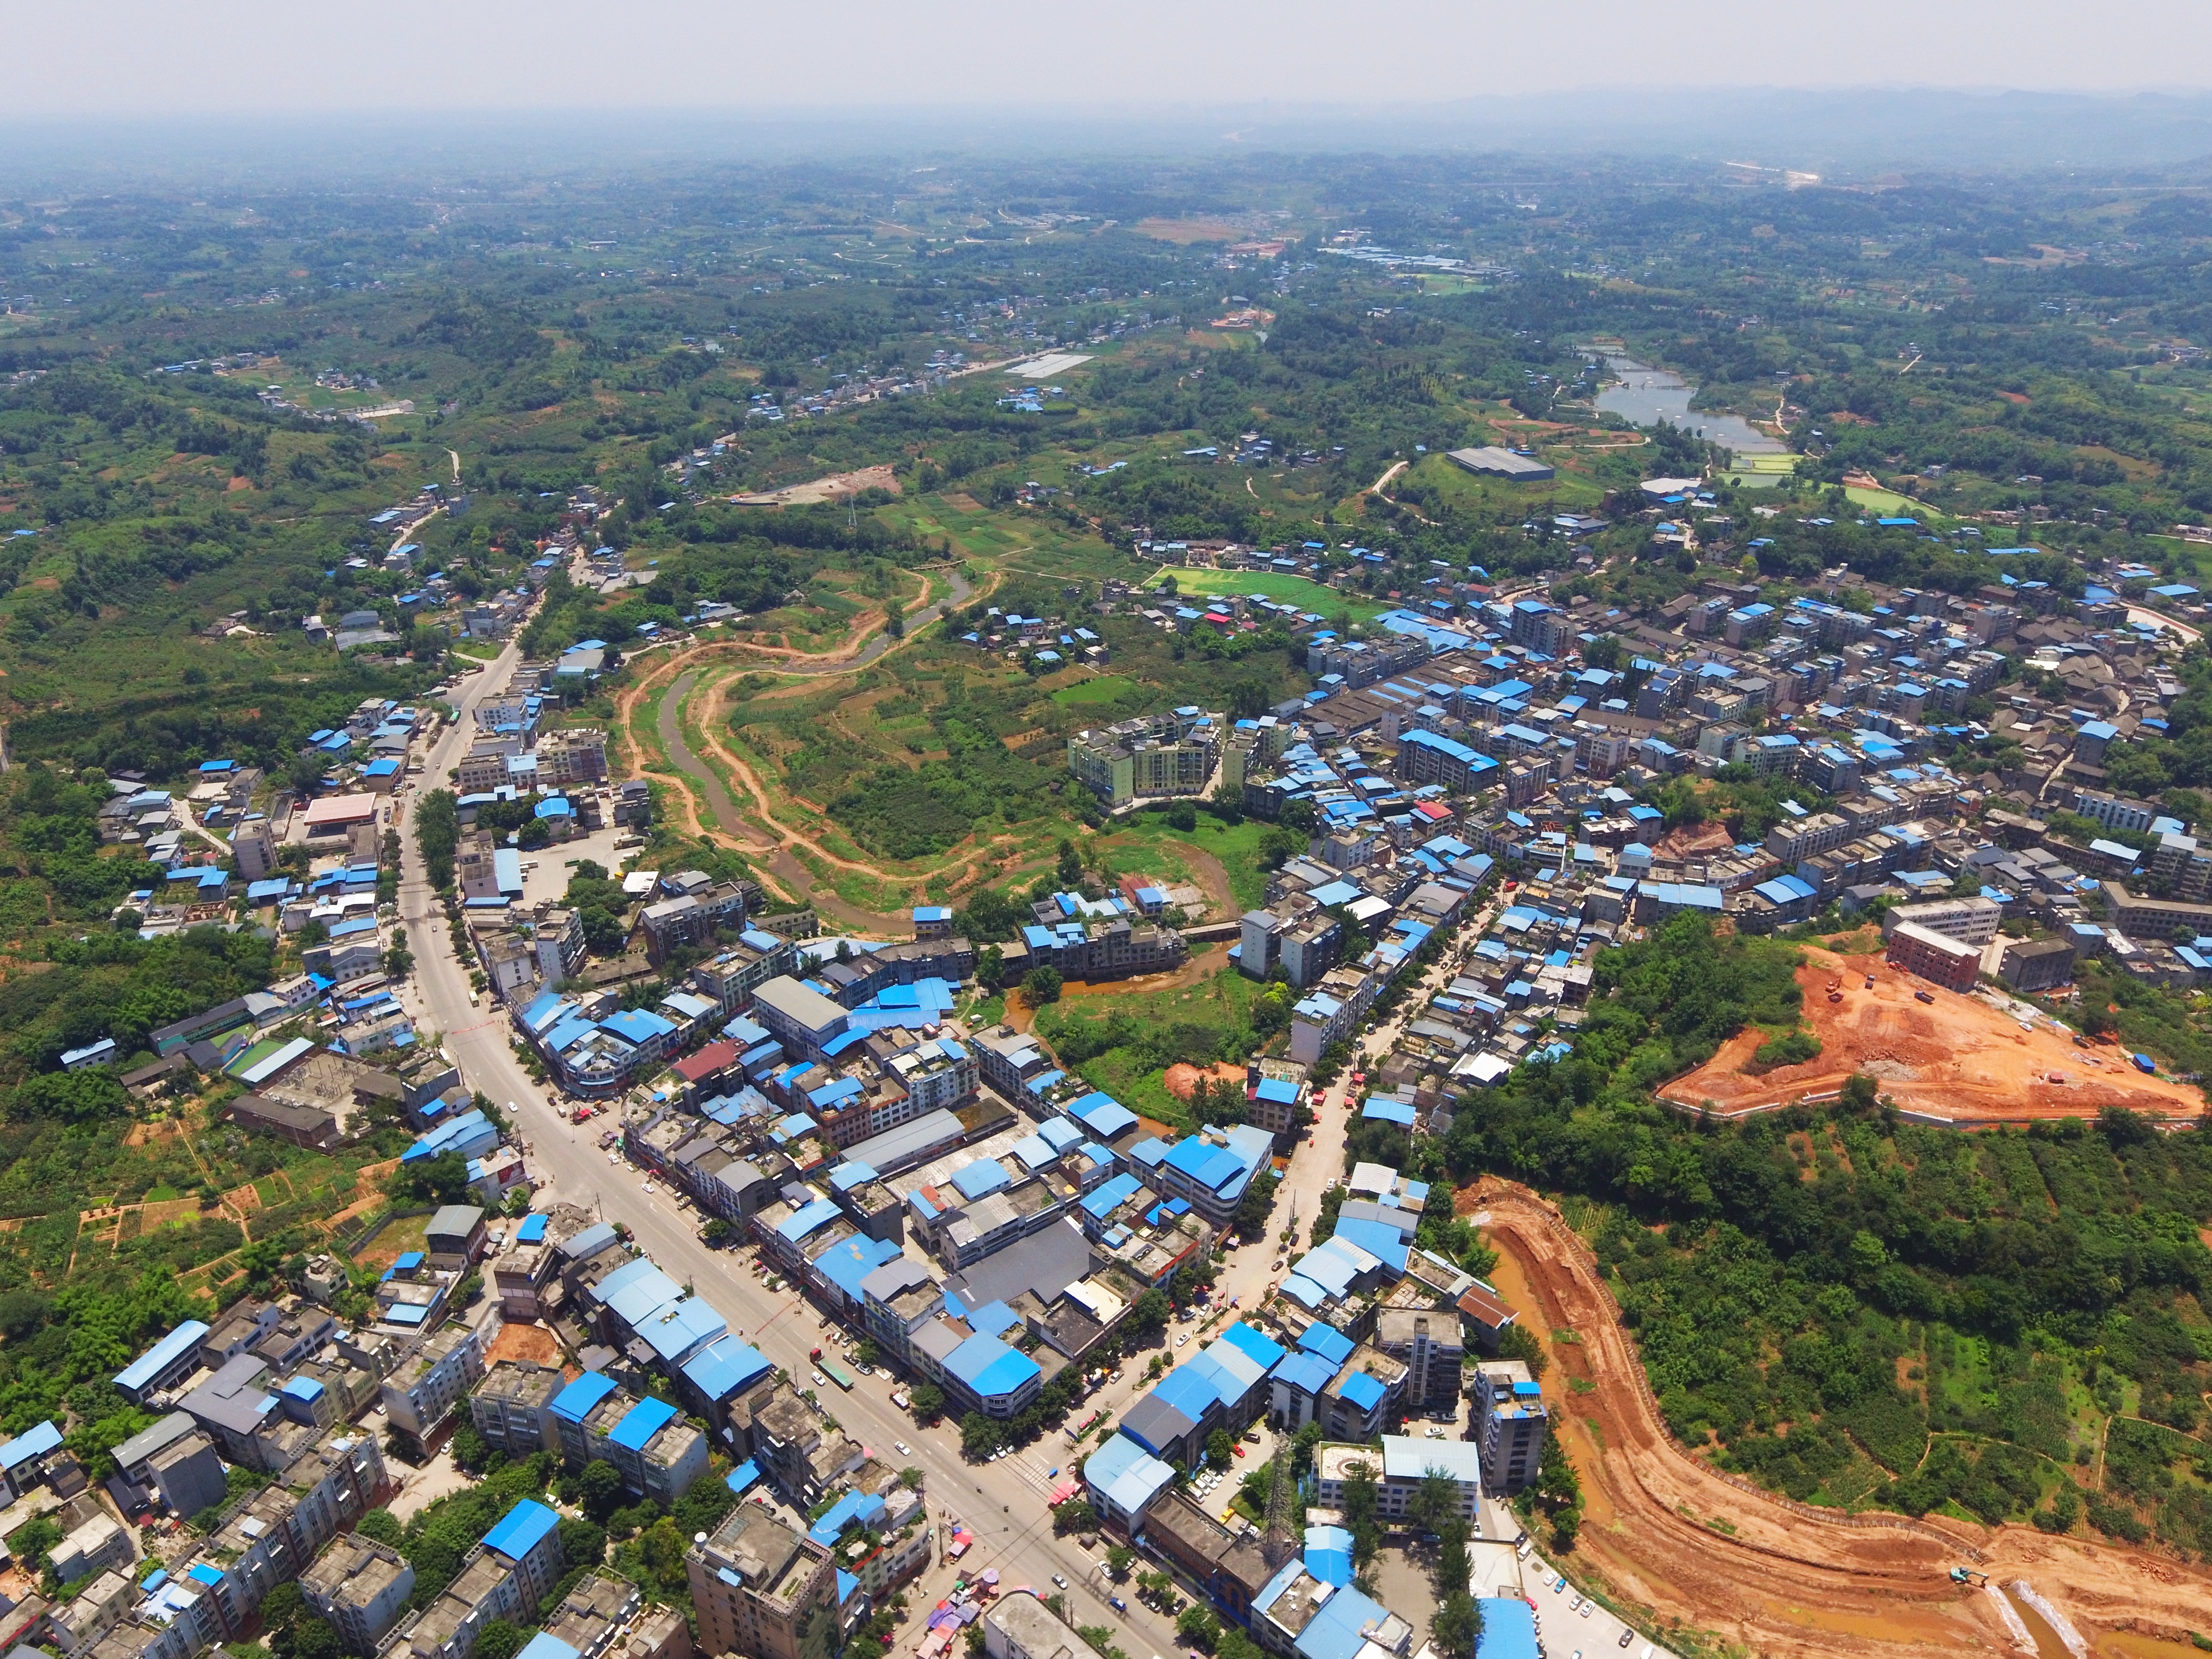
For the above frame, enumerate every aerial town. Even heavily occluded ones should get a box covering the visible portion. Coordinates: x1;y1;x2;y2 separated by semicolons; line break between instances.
9;103;2212;1659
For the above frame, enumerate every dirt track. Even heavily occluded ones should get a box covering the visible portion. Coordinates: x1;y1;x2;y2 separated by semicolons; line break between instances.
1662;946;2205;1123
1467;1179;2212;1658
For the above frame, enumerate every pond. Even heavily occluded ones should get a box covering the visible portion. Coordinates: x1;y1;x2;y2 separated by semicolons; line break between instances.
1596;356;1787;454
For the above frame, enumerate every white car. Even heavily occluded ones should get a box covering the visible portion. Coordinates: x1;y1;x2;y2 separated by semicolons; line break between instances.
894;1441;911;1457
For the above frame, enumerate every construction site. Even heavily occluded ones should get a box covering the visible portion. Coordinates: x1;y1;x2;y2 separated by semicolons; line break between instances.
1463;1178;2212;1659
1658;945;2205;1124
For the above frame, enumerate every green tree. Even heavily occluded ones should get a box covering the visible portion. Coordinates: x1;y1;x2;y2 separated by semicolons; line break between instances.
390;1151;471;1206
474;1623;527;1659
1340;1459;1381;1567
1057;838;1084;888
910;1383;947;1424
1234;1170;1279;1238
1207;1429;1235;1469
415;789;460;890
557;1516;607;1569
578;1458;625;1521
1125;1287;1171;1337
960;1412;1003;1460
1022;966;1063;1006
1176;1606;1220;1652
1406;1470;1457;1537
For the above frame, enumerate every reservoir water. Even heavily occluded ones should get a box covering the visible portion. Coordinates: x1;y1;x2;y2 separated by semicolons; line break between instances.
1597;356;1786;454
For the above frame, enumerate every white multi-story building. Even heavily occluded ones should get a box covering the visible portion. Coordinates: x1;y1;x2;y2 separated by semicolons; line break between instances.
378;1325;484;1441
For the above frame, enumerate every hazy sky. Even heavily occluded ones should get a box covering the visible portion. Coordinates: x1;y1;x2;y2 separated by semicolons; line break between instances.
16;0;2212;114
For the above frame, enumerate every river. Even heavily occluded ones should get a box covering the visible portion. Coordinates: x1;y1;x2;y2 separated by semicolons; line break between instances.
1596;356;1787;454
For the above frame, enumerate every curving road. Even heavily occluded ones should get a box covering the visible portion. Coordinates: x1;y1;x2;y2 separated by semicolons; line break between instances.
651;566;975;935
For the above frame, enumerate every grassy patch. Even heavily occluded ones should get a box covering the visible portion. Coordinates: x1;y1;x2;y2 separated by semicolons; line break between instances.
1051;675;1139;706
1032;964;1268;1128
1843;485;1933;517
1101;814;1276;911
1152;566;1386;621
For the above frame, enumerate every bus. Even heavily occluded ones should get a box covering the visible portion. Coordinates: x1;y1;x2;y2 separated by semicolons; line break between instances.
818;1358;857;1391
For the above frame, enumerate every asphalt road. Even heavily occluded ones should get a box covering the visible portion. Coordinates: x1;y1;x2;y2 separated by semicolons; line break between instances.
388;643;1188;1657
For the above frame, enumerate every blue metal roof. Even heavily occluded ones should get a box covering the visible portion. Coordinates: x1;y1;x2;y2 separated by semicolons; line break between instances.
519;1635;581;1659
114;1320;211;1393
0;1420;61;1470
551;1373;620;1423
1475;1598;1539;1659
1269;1352;1337;1395
1214;1321;1287;1371
811;1234;902;1302
776;1198;841;1242
1338;1370;1387;1411
636;1297;728;1364
1304;1524;1354;1588
949;1158;1011;1201
1086;1431;1176;1518
682;1335;773;1404
1150;1364;1222;1422
806;1489;887;1547
943;1333;1040;1399
483;1498;561;1561
1082;1172;1141;1219
1298;1322;1354;1364
607;1395;680;1451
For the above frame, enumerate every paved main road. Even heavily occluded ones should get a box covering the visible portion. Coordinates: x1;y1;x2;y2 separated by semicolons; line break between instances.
388;655;1186;1658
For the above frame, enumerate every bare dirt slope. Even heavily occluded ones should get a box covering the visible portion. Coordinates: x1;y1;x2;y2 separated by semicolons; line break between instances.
1465;1178;2212;1659
726;463;900;507
1661;946;2203;1123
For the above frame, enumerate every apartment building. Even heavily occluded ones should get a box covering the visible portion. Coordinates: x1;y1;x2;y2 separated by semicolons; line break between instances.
538;728;608;787
1470;1360;1548;1494
1885;918;1983;992
1000;916;1187;983
1373;1308;1465;1412
379;1325;485;1442
685;1502;836;1659
1882;896;2001;948
1067;711;1220;808
301;1537;416;1655
1314;1436;1481;1521
469;1360;561;1457
379;1501;565;1659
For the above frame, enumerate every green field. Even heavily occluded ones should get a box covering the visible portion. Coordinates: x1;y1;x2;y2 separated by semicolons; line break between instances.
1051;674;1139;706
1154;567;1385;621
1844;484;1936;517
